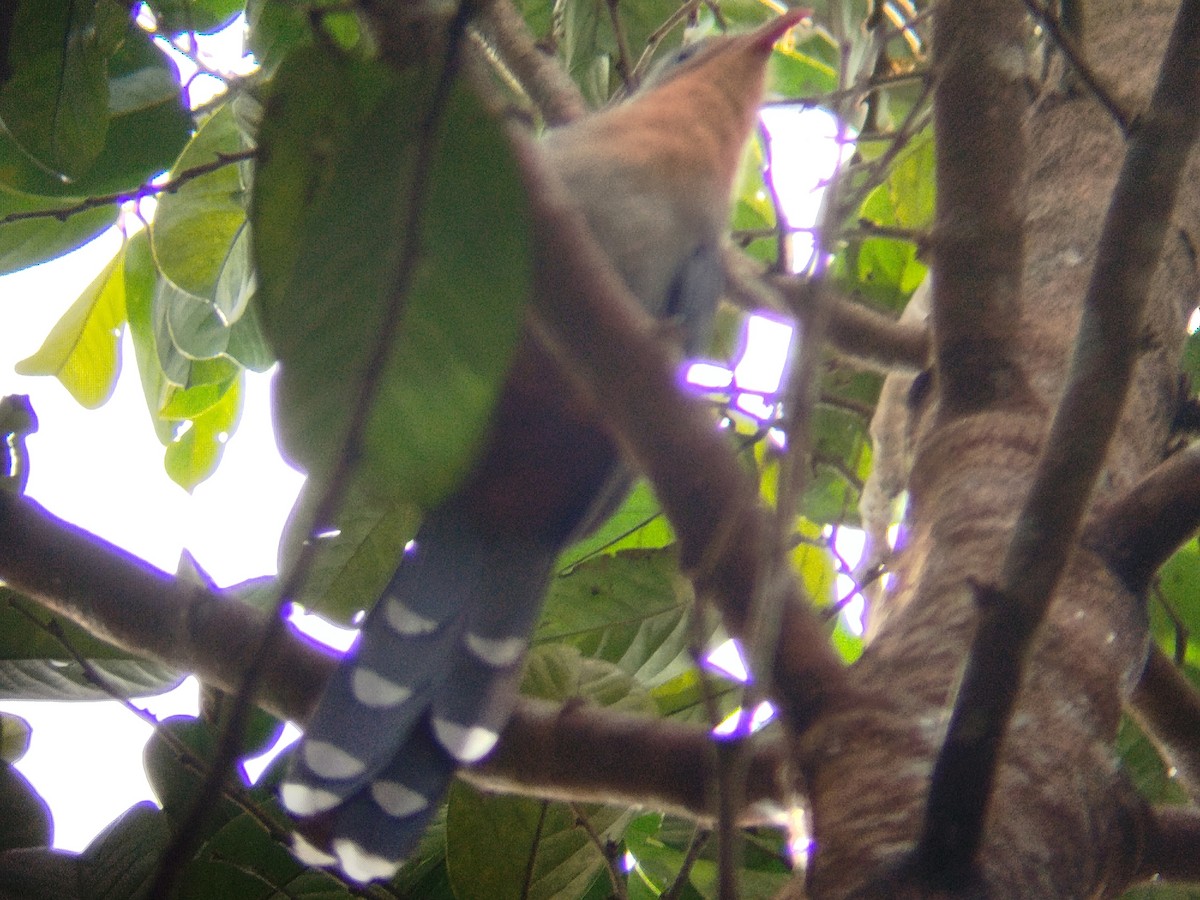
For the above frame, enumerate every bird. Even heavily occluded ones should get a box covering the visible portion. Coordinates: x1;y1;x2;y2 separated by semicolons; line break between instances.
280;8;808;883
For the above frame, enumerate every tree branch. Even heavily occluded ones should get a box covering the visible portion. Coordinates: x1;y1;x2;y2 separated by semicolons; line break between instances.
0;149;258;226
476;702;789;820
0;491;330;724
510;130;849;731
472;0;587;125
918;0;1200;881
0;492;791;820
928;0;1031;419
1129;645;1200;800
774;275;929;374
1088;443;1200;593
1138;804;1200;883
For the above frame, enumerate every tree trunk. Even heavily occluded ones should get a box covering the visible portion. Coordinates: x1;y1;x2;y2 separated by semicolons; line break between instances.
801;1;1200;896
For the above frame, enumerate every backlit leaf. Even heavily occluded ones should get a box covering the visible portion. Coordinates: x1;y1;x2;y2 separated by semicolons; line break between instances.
16;245;126;409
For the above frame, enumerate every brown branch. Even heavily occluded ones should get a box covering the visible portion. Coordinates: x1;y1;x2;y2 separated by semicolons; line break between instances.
1087;443;1200;593
1019;0;1134;132
0;493;791;822
571;801;629;899
477;703;788;820
775;275;930;374
472;0;587;125
1138;804;1200;883
511;129;849;732
662;826;712;900
627;0;702;84
918;0;1200;883
0;491;331;724
927;0;1030;419
1129;645;1200;800
604;0;636;90
0;149;258;226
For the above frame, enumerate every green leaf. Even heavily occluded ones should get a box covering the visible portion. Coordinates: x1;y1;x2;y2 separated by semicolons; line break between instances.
278;479;421;623
0;714;30;764
624;813;792;899
1116;714;1190;806
538;548;704;689
832;129;933;313
151;104;247;302
557;0;688;103
1153;542;1200;663
15;244;126;409
244;0;362;74
124;230;175;443
558;482;675;569
648;666;740;721
224;295;275;371
0;24;191;199
172;810;347;899
447;782;628;900
254;47;530;511
522;643;656;714
79;802;169;900
1182;328;1200;386
0;589;183;700
147;0;244;35
163;372;243;490
790;520;839;607
0;763;52;851
143;716;226;821
0;186;117;274
0;847;82;899
0;0;127;180
770;43;838;98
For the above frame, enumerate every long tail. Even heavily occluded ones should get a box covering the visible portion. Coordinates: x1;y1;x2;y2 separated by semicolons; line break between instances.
281;500;557;882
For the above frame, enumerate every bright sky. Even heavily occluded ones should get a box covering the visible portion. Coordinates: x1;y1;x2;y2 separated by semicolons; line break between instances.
0;230;308;850
0;11;859;857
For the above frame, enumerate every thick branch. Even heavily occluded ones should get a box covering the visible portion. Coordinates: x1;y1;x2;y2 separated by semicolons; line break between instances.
1139;804;1200;883
0;492;790;817
775;275;930;374
476;701;789;819
919;0;1200;880
0;491;329;724
929;0;1030;417
1129;645;1200;799
1088;443;1200;592
511;131;849;731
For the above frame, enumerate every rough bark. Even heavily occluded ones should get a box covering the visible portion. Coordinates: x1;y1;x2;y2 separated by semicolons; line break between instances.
800;1;1200;896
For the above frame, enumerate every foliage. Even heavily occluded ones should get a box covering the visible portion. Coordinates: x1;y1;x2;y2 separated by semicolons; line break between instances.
5;0;911;894
2;0;1196;897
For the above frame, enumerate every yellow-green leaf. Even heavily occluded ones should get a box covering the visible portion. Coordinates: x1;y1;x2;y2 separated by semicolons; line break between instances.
16;246;126;408
164;373;243;491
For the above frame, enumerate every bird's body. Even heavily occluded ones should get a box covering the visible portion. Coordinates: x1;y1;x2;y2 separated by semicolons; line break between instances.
281;10;805;882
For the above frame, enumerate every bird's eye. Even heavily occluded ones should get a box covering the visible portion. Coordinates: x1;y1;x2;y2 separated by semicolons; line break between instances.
672;42;704;65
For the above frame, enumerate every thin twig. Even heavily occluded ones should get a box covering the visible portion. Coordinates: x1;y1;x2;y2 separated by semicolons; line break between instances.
662;826;712;900
1020;0;1134;133
570;802;628;899
629;0;703;84
0;149;258;226
606;0;636;89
